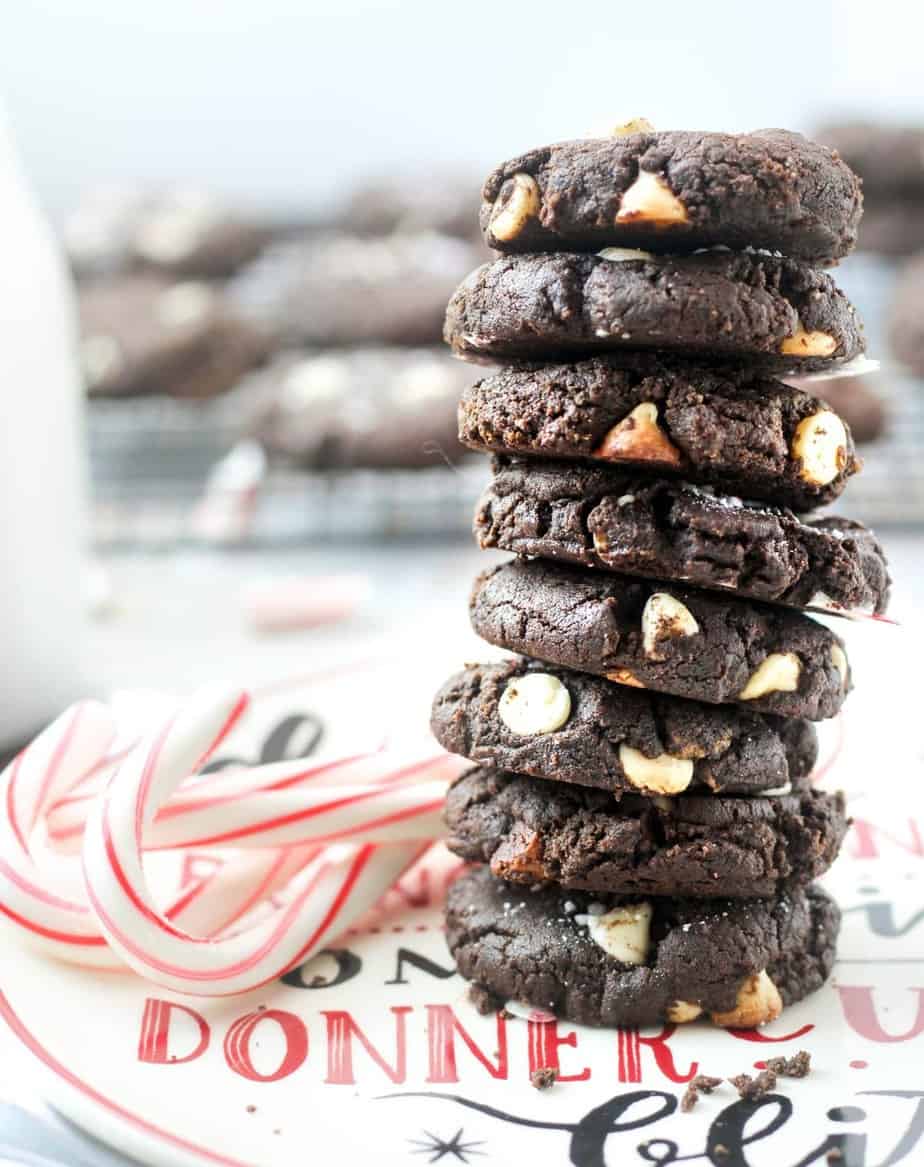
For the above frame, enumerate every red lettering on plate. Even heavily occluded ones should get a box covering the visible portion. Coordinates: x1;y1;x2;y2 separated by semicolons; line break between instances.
848;819;924;859
137;998;210;1065
725;1022;814;1043
224;1010;308;1082
527;1018;590;1082
617;1026;697;1084
837;985;924;1042
425;1004;508;1083
322;1006;411;1085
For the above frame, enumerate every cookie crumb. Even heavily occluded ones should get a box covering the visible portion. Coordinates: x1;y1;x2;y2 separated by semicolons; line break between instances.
729;1069;777;1099
714;1146;729;1159
681;1073;723;1112
530;1067;559;1090
499;1007;514;1020
826;1151;843;1164
764;1050;812;1077
692;1074;722;1094
469;983;506;1016
309;975;327;988
245;1105;257;1114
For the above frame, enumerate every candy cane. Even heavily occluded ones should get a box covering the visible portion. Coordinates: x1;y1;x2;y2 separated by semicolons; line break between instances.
1;685;452;991
80;687;442;994
45;748;461;853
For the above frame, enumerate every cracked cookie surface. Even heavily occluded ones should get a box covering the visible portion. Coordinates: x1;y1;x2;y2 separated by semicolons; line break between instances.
432;660;817;796
480;129;861;260
446;866;840;1028
445;766;847;898
445;252;864;371
458;353;861;510
475;457;890;615
469;559;849;719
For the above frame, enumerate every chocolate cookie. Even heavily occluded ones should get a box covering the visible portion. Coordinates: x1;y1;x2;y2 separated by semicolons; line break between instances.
458;354;861;510
445;252;863;371
816;123;924;200
469;559;849;719
64;187;266;279
888;253;924;377
476;458;890;616
480;129;861;261
230;231;481;347
344;171;481;240
789;374;886;445
251;348;475;470
445;767;847;898
431;660;817;797
79;276;269;399
446;866;840;1028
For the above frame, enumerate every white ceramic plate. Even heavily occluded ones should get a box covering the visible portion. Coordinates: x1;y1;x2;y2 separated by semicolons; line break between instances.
1;654;923;1167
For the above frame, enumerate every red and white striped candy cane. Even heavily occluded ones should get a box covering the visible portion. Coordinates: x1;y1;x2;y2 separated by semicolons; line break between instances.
46;748;461;853
81;687;440;994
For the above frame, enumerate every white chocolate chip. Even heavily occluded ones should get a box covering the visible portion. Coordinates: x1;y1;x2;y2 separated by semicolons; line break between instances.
157;281;216;327
488;173;540;242
576;901;652;964
710;970;783;1028
593;402;683;468
80;334;124;386
392;358;454;405
642;593;699;659
498;673;572;736
282;356;350;409
758;781;792;797
135;195;217;264
619;745;694;794
666;1000;703;1024
609;118;655;136
780;323;838;358
597;246;655;262
615;171;689;227
791;410;848;486
831;643;849;687
738;653;801;701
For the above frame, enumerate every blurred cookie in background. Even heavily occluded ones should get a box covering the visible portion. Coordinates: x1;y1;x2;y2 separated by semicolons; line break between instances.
889;252;924;376
343;171;482;240
788;374;887;444
79;275;270;399
228;231;481;347
817;123;924;256
64;186;268;279
251;347;477;470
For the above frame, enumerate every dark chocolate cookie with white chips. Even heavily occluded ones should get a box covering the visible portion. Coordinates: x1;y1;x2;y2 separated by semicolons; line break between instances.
444;251;864;372
431;660;817;797
78;275;270;399
480;125;862;261
458;353;861;511
469;559;850;720
475;457;891;616
251;347;476;470
64;187;267;280
445;766;847;898
230;231;482;347
446;866;840;1028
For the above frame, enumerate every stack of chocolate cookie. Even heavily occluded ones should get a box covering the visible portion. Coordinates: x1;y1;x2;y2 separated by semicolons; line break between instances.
431;125;892;1029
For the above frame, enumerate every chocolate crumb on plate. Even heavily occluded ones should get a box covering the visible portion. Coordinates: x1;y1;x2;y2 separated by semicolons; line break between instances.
530;1067;559;1090
729;1069;778;1098
764;1050;812;1077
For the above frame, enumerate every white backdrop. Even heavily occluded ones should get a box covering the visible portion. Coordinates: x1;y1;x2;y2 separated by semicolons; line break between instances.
2;0;922;220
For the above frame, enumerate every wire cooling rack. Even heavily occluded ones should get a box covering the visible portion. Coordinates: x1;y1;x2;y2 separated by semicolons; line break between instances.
85;255;924;547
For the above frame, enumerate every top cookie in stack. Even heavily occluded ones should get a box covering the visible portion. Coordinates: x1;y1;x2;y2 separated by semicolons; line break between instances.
434;125;890;1031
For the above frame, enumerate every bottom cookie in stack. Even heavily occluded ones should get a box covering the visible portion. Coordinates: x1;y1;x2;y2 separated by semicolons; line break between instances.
445;866;840;1029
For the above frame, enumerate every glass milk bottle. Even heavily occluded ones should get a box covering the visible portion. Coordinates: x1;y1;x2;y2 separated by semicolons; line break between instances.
0;110;88;752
